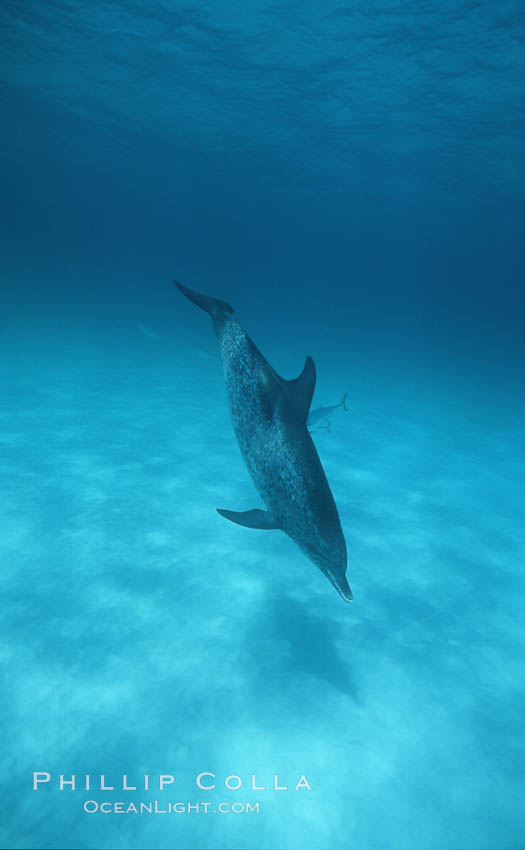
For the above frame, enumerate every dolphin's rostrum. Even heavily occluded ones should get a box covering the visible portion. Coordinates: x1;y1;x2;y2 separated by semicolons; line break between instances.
175;281;352;602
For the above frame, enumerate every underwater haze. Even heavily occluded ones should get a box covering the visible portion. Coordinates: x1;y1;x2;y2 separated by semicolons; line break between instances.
2;1;525;848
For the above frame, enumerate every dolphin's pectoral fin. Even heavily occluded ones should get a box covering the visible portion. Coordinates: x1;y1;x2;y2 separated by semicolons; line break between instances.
281;356;316;422
217;508;280;530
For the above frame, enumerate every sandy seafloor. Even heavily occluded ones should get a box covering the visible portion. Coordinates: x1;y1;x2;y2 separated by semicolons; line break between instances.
1;319;524;850
2;0;525;846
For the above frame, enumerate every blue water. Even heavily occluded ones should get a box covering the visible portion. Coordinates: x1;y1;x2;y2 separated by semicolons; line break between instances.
2;2;525;848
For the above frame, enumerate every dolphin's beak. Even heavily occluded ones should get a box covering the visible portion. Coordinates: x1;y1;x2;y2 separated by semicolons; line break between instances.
335;580;353;602
330;572;353;602
314;555;353;602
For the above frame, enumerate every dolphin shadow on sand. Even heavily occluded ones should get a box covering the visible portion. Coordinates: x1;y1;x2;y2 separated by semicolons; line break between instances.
249;591;359;701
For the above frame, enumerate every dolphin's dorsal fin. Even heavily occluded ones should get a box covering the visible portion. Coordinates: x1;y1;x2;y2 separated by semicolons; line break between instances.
280;356;316;422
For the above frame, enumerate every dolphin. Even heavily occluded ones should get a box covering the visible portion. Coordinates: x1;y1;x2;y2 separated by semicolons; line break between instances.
138;323;162;341
308;393;348;432
175;281;352;602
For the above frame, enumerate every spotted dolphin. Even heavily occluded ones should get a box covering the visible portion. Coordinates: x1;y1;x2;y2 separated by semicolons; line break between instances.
175;281;352;602
308;392;348;432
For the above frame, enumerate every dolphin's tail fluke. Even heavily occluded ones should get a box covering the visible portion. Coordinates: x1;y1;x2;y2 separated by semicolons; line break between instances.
174;281;234;316
340;392;348;412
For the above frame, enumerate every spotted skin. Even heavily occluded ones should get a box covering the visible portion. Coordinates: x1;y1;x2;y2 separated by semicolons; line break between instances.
176;283;352;602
